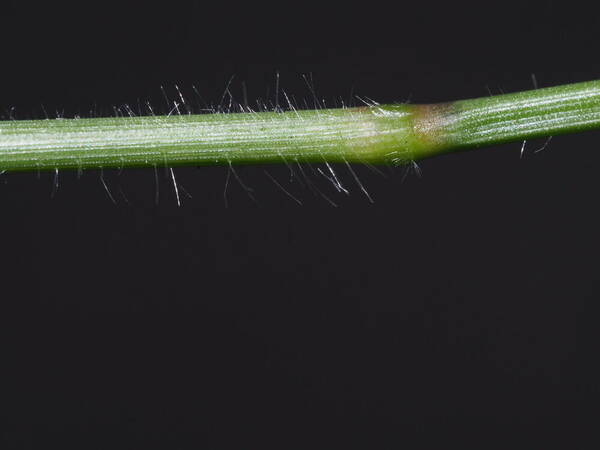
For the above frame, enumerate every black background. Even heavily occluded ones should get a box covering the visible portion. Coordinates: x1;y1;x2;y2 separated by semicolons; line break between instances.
1;0;599;447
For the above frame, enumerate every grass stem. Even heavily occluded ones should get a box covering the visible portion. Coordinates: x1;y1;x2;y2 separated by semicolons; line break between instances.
1;80;600;172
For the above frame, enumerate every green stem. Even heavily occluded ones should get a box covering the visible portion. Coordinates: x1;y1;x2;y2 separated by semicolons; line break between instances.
2;80;600;172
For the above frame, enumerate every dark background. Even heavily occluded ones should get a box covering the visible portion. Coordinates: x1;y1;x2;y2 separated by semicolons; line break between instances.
1;0;599;447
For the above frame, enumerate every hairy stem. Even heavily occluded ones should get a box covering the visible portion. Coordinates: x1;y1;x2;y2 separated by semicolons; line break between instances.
2;80;600;172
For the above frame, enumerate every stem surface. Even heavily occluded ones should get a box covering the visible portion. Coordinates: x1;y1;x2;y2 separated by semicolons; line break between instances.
1;80;600;172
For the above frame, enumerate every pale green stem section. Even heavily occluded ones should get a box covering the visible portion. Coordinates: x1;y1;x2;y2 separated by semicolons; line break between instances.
0;107;419;171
